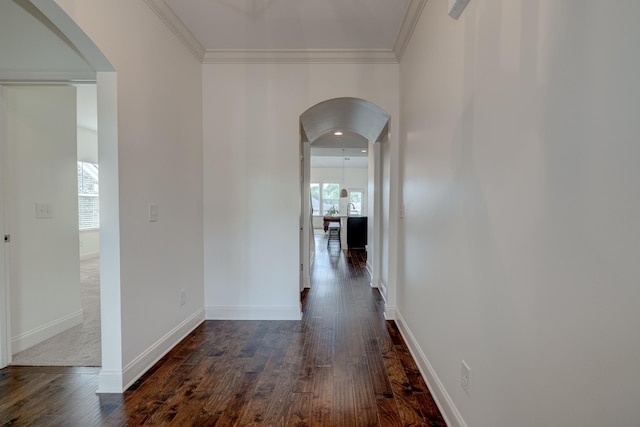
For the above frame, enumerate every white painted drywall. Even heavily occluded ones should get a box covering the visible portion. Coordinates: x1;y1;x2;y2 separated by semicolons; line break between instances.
77;126;98;163
203;63;399;319
4;86;82;352
50;0;204;390
399;0;640;426
0;0;94;80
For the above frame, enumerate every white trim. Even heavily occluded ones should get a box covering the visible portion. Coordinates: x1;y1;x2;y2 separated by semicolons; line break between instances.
203;49;399;64
205;305;302;320
366;261;374;278
378;279;387;300
94;71;123;392
0;71;96;83
143;0;205;62
393;0;427;61
0;87;9;368
143;0;428;65
11;309;83;353
96;369;125;394
395;310;467;427
383;305;396;320
97;308;205;393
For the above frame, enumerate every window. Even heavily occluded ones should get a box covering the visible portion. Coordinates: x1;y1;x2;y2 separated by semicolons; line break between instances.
310;182;340;215
349;189;364;215
322;183;339;215
310;183;320;215
77;161;99;230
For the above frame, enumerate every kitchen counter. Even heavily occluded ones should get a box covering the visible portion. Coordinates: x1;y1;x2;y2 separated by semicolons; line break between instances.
323;215;367;249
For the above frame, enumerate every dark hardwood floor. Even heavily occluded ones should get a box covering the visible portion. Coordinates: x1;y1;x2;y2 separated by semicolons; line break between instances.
0;233;445;426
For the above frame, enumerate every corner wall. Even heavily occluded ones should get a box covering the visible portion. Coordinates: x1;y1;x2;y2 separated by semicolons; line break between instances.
398;1;640;426
50;0;204;391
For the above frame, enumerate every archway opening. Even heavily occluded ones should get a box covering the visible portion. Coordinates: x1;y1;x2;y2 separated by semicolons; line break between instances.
299;97;390;297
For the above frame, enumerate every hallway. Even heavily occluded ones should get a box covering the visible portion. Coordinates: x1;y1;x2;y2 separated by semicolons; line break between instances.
0;233;444;426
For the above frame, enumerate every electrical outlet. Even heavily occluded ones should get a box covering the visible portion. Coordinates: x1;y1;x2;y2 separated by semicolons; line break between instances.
179;289;186;306
149;204;158;222
461;360;471;396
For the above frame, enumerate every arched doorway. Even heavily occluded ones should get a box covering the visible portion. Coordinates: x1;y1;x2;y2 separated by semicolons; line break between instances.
299;97;390;295
0;0;122;393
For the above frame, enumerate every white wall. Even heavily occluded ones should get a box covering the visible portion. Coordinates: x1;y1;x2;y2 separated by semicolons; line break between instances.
398;1;640;426
4;86;82;353
50;0;204;391
77;126;97;163
203;63;399;319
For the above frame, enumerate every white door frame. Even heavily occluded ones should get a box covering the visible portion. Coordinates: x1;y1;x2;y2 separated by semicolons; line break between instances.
300;137;311;291
0;86;10;368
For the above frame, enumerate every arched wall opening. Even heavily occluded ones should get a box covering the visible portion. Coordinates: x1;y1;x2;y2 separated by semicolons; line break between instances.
299;97;390;301
0;0;122;393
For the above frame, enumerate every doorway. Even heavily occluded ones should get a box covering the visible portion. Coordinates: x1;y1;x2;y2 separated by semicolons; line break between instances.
299;97;390;297
0;0;121;393
4;84;102;367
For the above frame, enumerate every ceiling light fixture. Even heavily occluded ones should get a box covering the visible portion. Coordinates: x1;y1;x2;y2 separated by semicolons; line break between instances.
334;131;343;136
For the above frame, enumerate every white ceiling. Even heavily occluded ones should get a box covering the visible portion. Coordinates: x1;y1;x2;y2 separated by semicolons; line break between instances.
147;0;426;62
310;154;368;169
1;0;427;74
311;132;369;168
165;0;410;50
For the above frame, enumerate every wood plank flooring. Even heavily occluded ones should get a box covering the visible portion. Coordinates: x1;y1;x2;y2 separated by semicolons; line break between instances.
0;233;445;426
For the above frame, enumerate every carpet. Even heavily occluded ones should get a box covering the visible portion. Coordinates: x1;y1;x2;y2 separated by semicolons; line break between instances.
11;256;102;367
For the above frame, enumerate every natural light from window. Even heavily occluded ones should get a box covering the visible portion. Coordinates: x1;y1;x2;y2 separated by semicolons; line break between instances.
77;161;99;230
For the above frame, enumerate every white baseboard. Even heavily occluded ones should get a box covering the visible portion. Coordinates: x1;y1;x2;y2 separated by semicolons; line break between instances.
383;305;396;320
97;308;205;394
395;310;467;427
205;305;302;320
96;369;124;394
11;309;83;353
378;279;388;299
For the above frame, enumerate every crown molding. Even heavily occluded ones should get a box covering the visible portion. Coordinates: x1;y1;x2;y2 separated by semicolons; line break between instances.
145;0;425;64
203;49;399;64
144;0;205;62
393;0;427;62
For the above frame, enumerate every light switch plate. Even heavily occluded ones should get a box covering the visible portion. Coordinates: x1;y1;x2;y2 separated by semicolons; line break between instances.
461;360;471;396
36;203;53;219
